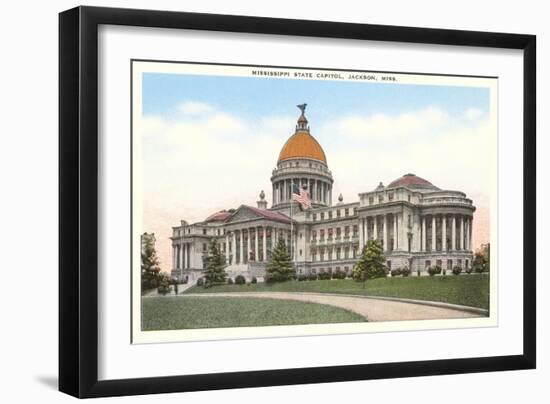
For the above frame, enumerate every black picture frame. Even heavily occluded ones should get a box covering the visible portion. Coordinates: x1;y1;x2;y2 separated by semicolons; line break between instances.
59;5;536;398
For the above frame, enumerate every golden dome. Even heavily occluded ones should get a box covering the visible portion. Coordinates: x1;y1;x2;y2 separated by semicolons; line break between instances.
278;130;327;164
278;105;327;164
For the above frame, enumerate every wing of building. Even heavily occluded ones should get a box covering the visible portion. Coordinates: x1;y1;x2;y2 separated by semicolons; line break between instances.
170;106;475;283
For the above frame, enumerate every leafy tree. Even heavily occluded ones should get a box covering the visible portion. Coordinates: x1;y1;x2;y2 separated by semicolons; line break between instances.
473;243;490;273
352;240;388;286
265;237;295;283
141;232;161;293
202;238;228;286
157;272;172;295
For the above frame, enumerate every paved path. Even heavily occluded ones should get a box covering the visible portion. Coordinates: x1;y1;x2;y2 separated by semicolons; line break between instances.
181;292;484;322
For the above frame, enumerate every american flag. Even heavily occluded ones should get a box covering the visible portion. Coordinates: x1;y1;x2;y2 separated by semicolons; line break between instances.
292;183;312;210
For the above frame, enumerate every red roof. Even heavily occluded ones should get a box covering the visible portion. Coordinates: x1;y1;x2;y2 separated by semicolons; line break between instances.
204;210;232;222
387;173;439;191
243;205;293;224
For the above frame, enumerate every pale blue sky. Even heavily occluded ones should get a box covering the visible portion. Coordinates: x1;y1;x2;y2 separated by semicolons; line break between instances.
143;72;490;127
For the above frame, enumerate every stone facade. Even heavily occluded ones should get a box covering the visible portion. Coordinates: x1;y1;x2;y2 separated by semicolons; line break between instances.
170;107;475;282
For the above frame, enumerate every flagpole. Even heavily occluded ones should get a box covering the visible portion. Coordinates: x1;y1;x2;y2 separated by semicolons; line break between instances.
290;180;293;265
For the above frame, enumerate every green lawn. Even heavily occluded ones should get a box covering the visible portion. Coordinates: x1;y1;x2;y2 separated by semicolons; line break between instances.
184;274;490;310
141;296;366;330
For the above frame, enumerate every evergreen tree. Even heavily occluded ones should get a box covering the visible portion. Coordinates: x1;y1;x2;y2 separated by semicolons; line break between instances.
265;237;295;283
352;240;388;286
202;238;227;286
141;232;161;292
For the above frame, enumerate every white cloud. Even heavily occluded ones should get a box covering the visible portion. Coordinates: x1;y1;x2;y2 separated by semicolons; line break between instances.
323;106;450;142
178;101;213;115
464;107;483;121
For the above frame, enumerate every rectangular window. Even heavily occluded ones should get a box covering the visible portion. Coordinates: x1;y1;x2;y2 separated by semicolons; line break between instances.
203;243;207;252
388;192;394;201
328;211;333;219
369;197;374;205
320;212;325;220
345;208;349;216
447;259;453;269
313;214;317;221
203;228;207;235
337;210;341;218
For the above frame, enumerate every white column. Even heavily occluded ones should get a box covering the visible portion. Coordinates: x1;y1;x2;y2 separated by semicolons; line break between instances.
254;227;259;261
393;214;397;250
359;217;364;249
451;215;456;251
189;243;194;269
180;243;185;269
466;218;471;250
373;216;378;240
225;234;230;263
172;246;176;269
431;216;436;252
442;215;447;251
184;243;188;269
246;229;250;263
263;227;267;262
239;230;243;264
383;214;388;251
422;216;426;251
460;216;465;250
468;217;473;250
232;231;236;265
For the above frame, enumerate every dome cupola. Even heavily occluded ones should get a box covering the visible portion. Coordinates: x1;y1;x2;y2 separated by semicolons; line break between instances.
270;104;334;212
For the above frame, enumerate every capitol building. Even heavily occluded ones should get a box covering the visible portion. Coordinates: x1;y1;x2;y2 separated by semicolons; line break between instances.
170;107;476;282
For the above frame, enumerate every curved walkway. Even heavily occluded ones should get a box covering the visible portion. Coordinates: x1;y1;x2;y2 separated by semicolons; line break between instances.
181;292;485;321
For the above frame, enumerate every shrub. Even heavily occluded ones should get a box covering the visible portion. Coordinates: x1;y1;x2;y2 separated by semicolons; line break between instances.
417;269;421;277
332;270;346;279
427;266;442;276
401;267;411;277
465;267;473;274
391;268;402;277
475;266;484;274
452;266;463;275
235;275;246;285
227;277;234;285
196;277;204;287
318;272;332;280
297;275;308;281
251;277;257;284
203;279;212;289
308;273;318;281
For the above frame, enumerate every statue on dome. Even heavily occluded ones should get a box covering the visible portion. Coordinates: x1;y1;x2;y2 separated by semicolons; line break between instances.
297;103;307;114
